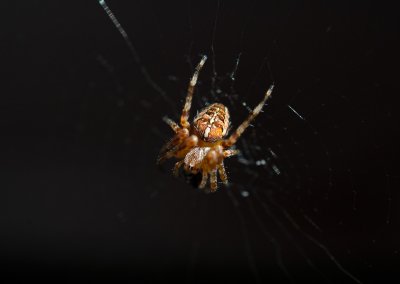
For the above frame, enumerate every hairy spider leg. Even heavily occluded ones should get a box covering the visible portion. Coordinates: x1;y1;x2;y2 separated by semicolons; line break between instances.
180;55;208;129
218;162;228;185
199;170;208;189
163;116;180;133
209;169;218;192
223;149;239;158
173;160;185;177
175;135;199;158
157;128;189;164
165;135;198;164
222;84;274;148
197;147;222;191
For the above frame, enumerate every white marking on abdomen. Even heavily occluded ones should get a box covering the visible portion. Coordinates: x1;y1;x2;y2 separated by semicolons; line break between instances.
204;126;211;138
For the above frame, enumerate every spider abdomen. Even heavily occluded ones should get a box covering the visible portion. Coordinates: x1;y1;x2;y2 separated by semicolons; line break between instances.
193;103;230;142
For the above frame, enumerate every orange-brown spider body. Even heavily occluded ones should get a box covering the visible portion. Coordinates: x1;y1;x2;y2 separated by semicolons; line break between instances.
157;55;274;192
193;103;230;143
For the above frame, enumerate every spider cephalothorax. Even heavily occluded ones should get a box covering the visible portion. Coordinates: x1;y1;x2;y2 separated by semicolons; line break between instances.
157;55;274;192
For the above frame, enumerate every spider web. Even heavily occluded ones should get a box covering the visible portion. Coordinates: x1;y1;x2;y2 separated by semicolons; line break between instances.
89;0;398;283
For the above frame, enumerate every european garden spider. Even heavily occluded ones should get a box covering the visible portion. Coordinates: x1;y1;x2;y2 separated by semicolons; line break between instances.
157;55;274;192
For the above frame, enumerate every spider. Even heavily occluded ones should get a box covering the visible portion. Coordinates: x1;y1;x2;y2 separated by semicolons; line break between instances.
157;55;274;192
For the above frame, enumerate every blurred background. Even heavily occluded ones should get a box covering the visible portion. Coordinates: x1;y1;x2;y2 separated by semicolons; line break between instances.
2;0;399;283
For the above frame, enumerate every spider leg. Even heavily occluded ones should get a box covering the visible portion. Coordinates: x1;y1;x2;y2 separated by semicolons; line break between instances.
209;169;218;192
157;145;180;165
158;134;199;166
180;55;207;129
199;170;208;189
157;128;189;164
218;162;228;185
174;135;199;159
163;116;180;133
222;84;274;147
224;149;239;158
173;160;184;177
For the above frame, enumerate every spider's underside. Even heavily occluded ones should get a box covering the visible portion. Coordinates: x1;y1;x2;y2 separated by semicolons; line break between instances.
157;55;274;192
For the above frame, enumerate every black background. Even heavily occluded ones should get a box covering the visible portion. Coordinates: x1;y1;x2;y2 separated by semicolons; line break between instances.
2;0;399;283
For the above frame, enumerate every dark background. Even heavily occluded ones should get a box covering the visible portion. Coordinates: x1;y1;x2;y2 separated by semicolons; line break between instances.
2;0;399;283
